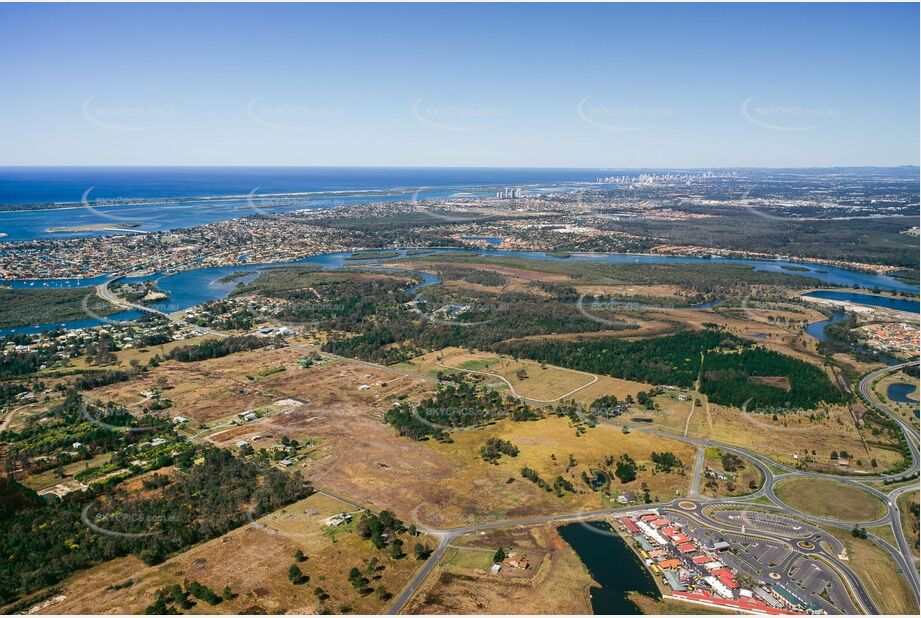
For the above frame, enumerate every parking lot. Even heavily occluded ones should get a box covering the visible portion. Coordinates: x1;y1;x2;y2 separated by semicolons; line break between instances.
666;509;859;615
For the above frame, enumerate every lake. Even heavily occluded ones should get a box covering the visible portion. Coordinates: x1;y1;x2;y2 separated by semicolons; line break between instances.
557;520;659;614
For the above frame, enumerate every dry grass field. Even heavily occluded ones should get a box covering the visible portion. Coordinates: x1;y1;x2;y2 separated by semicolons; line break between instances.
393;347;648;405
405;525;594;615
822;525;919;615
84;346;689;527
697;447;764;498
38;492;430;615
872;371;920;428
773;478;888;522
646;392;903;473
417;415;698;524
897;490;920;560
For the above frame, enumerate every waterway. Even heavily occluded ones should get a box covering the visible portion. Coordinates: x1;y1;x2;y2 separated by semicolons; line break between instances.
802;290;920;314
557;521;660;614
0;167;612;242
2;248;919;336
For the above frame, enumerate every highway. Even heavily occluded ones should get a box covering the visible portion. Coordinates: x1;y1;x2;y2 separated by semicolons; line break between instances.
93;280;920;615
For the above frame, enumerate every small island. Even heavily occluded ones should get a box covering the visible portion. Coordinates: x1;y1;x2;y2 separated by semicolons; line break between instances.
47;223;144;233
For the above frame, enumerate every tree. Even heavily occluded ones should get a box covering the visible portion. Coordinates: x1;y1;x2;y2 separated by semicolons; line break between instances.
375;585;391;601
288;564;306;585
221;585;236;601
493;547;506;564
294;548;306;562
413;543;431;560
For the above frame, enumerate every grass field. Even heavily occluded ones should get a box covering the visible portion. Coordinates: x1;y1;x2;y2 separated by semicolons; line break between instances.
822;525;918;615
773;478;887;522
405;524;594;614
20;452;111;491
37;492;430;615
423;414;698;517
873;371;920;429
393;347;649;405
697;447;764;498
897;490;920;560
647;392;904;474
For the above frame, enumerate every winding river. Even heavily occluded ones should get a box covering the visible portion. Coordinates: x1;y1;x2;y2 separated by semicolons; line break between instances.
2;248;918;336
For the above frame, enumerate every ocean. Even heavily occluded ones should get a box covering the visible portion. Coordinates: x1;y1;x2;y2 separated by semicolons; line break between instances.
0;166;611;241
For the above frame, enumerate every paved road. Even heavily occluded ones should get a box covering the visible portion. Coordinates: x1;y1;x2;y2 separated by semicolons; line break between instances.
689;446;705;498
94;279;920;614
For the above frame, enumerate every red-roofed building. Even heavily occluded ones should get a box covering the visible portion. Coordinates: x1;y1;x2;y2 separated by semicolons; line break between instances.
620;517;639;534
641;514;658;522
677;542;697;553
651;518;670;528
661;527;679;537
712;568;739;589
692;555;710;565
672;533;691;544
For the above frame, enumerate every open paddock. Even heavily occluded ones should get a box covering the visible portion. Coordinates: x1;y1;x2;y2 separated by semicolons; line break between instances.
35;492;429;615
404;524;594;615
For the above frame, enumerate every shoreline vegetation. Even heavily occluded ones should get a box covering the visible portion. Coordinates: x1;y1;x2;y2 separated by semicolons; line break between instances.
0;287;121;329
47;223;142;233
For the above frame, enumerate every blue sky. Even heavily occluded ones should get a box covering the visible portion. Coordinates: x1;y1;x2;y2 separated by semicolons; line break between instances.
0;2;917;167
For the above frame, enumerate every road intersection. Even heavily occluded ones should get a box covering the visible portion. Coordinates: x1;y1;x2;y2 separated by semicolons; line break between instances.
95;279;920;615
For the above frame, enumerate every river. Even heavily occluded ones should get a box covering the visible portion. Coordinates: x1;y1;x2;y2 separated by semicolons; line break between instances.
2;248;918;336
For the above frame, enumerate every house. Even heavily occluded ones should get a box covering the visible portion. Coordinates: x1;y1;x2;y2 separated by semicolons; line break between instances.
504;553;530;570
490;564;501;575
72;442;83;449
619;517;639;534
238;411;258;422
235;439;249;448
676;542;697;554
172;415;189;425
324;513;353;527
617;491;636;504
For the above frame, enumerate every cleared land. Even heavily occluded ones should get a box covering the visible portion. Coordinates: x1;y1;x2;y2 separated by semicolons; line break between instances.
773;478;887;523
35;492;430;615
393;347;648;405
404;525;594;614
646;392;904;474
822;525;919;615
87;345;692;526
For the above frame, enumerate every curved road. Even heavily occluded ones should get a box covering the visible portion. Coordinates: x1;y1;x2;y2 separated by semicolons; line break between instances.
94;280;919;614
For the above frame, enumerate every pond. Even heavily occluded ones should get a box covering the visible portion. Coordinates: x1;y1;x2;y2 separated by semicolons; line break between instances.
557;520;659;615
887;382;919;404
